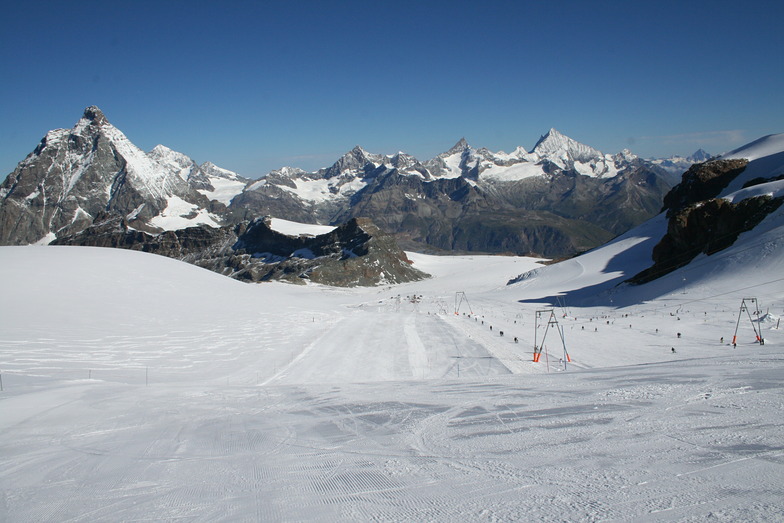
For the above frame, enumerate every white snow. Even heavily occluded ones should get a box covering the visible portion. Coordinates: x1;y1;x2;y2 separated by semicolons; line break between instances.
722;133;784;162
148;195;222;230
269;217;336;236
479;161;544;181
102;125;178;200
32;231;57;245
281;176;367;204
246;178;266;191
2;138;784;521
2;220;783;520
440;152;467;178
148;144;197;181
197;176;247;205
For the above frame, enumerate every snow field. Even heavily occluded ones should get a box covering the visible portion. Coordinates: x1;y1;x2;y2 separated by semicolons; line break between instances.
1;243;783;521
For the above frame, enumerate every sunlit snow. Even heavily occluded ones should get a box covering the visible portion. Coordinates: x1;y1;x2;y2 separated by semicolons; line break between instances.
2;220;783;521
269;217;336;236
148;195;222;230
198;176;248;205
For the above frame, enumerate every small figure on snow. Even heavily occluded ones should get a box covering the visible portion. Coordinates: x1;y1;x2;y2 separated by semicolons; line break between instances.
671;347;676;353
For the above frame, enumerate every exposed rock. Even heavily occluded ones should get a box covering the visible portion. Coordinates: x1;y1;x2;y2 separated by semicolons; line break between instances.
0;107;218;245
53;215;428;287
662;159;749;216
629;195;784;284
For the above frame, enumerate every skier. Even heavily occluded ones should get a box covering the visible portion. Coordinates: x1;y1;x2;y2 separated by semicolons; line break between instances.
671;347;676;353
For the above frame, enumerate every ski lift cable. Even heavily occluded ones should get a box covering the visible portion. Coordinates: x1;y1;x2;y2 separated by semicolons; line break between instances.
560;275;784;328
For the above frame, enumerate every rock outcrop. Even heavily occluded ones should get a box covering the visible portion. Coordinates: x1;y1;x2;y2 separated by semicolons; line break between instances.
53;215;428;286
661;159;749;216
630;195;783;284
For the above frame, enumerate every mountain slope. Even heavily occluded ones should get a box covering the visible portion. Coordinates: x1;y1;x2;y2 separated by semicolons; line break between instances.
0;107;244;244
2;107;699;259
507;133;784;306
234;134;676;257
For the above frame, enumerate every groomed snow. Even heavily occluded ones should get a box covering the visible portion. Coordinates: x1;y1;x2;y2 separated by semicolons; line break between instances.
1;222;783;520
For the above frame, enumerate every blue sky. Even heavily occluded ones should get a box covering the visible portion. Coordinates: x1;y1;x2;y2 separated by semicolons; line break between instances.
1;1;782;179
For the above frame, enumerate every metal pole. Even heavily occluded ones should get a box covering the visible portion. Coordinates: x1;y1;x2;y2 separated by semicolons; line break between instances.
732;300;745;345
744;299;761;342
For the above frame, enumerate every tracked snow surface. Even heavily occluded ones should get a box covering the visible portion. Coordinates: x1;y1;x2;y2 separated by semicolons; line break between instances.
1;137;784;521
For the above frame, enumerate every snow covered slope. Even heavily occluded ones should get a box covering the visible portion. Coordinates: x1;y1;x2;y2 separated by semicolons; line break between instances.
3;127;784;520
2;131;782;521
506;133;784;308
1;216;783;520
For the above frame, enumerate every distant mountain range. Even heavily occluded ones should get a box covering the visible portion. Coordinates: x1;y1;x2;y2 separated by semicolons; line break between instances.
1;107;705;255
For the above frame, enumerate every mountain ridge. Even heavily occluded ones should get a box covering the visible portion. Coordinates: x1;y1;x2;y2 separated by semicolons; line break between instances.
1;106;710;260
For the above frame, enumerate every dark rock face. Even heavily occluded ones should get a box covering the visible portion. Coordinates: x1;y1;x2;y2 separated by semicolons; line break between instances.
628;156;784;284
629;195;784;284
662;159;749;216
0;107;214;245
53;216;428;287
319;163;669;257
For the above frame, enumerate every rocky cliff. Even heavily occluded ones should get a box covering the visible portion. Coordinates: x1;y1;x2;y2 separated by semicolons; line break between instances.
630;157;783;284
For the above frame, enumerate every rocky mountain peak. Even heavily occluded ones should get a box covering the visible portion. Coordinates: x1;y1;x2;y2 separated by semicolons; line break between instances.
532;128;599;156
614;148;638;163
200;161;245;181
322;145;384;179
688;149;712;163
82;105;108;126
149;144;175;155
445;138;471;156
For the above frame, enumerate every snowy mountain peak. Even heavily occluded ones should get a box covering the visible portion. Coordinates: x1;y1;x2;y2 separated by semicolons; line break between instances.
148;144;192;164
531;129;602;161
148;145;198;181
324;146;384;178
446;138;471;155
614;148;638;163
199;161;245;181
150;144;169;155
688;149;711;163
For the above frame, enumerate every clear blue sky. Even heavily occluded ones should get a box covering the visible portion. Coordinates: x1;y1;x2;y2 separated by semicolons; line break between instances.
1;0;782;179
